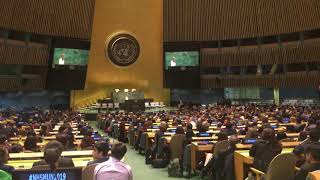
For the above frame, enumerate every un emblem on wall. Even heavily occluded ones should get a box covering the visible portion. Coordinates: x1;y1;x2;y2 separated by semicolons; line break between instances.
107;33;140;67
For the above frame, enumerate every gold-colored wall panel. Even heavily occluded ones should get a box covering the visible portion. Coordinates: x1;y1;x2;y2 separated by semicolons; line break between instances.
164;0;320;42
201;72;320;88
0;0;95;39
201;38;320;67
71;0;169;108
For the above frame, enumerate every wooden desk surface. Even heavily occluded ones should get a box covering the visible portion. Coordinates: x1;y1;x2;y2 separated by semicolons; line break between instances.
9;150;92;159
286;133;300;137
190;141;300;172
8;157;93;169
48;131;80;135
147;132;175;139
34;127;78;131
10;135;84;141
35;140;82;148
236;141;300;149
164;136;215;143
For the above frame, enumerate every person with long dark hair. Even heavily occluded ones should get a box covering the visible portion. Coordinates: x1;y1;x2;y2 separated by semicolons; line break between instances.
24;135;40;152
249;128;282;172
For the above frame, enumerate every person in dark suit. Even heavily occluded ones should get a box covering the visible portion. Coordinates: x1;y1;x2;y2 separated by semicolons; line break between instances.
294;143;320;180
87;141;110;166
0;147;14;175
32;141;74;168
249;128;282;172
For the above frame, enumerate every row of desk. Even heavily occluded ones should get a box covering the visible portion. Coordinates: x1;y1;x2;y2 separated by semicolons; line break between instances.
6;121;95;169
191;142;297;180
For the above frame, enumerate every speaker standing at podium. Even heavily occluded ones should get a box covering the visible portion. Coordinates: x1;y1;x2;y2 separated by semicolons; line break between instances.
170;56;177;67
58;53;65;65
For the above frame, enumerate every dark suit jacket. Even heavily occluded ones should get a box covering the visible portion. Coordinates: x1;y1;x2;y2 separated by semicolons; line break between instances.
32;157;75;168
0;164;14;175
293;162;320;180
87;157;109;166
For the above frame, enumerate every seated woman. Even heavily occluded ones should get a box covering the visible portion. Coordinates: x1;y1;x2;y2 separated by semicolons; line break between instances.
249;128;282;173
24;135;40;152
0;147;14;175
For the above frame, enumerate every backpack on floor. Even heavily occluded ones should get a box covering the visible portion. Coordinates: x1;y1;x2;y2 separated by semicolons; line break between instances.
152;159;167;168
145;147;156;164
168;158;182;177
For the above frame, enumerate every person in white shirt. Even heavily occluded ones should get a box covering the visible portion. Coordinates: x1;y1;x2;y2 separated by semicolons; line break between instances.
94;143;133;180
58;53;65;65
170;56;177;67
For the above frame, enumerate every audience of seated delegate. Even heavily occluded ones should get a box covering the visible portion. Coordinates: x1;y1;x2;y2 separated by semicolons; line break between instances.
1;104;319;179
94;142;133;180
87;141;110;165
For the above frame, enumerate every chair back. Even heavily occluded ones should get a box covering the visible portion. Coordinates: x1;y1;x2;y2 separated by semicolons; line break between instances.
265;153;296;180
112;124;119;138
169;134;186;160
213;140;230;157
183;144;191;170
82;164;98;180
108;103;114;109
307;170;320;180
0;169;12;180
128;127;135;146
157;136;166;155
114;103;120;108
139;132;149;150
